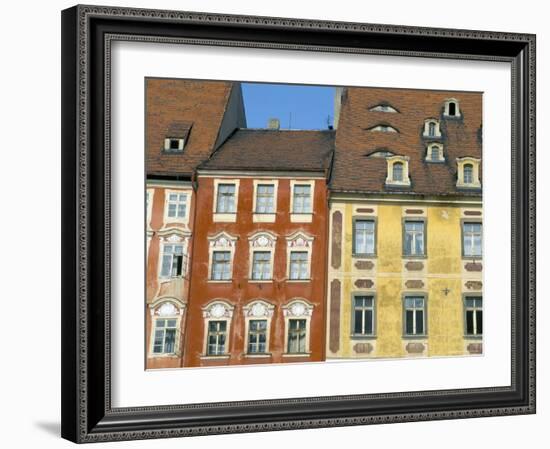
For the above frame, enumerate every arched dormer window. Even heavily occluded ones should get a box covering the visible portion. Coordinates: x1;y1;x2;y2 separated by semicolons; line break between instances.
426;143;445;162
456;157;481;189
369;103;399;113
368;124;399;133
423;119;441;138
444;98;461;118
385;155;411;187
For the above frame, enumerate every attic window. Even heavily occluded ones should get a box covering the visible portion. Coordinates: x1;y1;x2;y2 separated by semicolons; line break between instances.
456;157;481;189
423;119;441;138
369;104;398;113
164;138;185;152
444;99;461;118
366;150;395;158
426;143;444;162
369;124;399;133
385;155;411;187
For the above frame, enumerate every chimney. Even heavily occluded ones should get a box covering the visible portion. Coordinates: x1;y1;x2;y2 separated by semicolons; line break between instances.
267;118;280;130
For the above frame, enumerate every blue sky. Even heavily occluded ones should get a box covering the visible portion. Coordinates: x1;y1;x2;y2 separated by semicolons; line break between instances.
241;83;335;130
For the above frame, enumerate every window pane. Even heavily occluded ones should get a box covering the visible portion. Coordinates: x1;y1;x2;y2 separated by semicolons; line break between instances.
364;310;373;335
405;310;414;335
164;329;176;353
354;310;363;334
466;310;474;335
393;163;403;181
476;310;483;335
415;310;424;334
161;254;172;277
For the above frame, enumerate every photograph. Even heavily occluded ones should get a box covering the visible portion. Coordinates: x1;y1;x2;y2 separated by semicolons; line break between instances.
145;79;483;369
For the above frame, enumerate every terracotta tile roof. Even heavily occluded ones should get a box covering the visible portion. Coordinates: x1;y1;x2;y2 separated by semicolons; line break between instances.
146;79;236;178
199;129;335;173
330;87;482;196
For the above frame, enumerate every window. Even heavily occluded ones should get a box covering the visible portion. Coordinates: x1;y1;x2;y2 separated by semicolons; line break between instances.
369;124;399;133
444;99;461;117
289;251;309;280
369;104;398;113
152;318;177;354
404;296;426;336
216;183;236;213
404;221;425;256
287;319;307;353
448;102;457;116
464;296;483;336
164;137;185;152
292;184;312;213
463;222;482;257
353;296;375;336
247;319;268;353
393;162;403;182
426;144;444;162
354;219;375;255
211;251;231;280
431;146;439;160
207;321;227;355
463;164;473;184
428;122;436;137
251;251;271;280
255;184;275;213
166;192;187;219
160;244;184;278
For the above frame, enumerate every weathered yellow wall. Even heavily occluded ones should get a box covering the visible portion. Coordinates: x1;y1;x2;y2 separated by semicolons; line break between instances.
326;199;482;360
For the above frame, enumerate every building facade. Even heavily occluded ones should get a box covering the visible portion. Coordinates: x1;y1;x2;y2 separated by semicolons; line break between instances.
326;87;483;359
145;79;246;368
184;129;333;367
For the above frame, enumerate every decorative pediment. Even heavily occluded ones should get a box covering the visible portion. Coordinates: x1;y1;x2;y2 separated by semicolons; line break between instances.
208;231;238;249
286;231;314;248
282;299;314;317
243;299;275;318
248;231;277;248
202;300;235;319
148;297;186;316
157;227;191;243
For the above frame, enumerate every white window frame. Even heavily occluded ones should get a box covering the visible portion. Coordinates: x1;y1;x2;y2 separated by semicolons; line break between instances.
148;298;186;358
403;219;426;257
286;231;314;281
444;98;461;117
456;157;481;188
164;189;189;223
351;294;376;337
207;232;238;283
243;299;275;356
403;295;427;337
290;180;315;223
213;179;240;222
464;296;483;337
462;221;483;258
385;155;411;187
252;179;278;223
158;235;188;279
282;299;314;356
425;143;445;162
164;137;185;152
423;119;441;137
248;231;277;282
201;300;234;358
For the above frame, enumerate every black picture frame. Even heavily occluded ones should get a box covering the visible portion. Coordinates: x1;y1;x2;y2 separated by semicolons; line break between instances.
61;4;536;443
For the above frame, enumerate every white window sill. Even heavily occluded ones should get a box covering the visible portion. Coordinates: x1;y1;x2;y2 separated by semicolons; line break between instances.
456;182;482;189
286;279;311;283
385;180;411;187
213;212;237;222
252;213;276;223
282;352;312;358
243;353;272;359
200;354;231;360
147;353;180;359
290;213;313;223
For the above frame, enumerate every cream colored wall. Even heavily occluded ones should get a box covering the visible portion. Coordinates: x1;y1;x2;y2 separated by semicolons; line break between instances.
326;198;483;359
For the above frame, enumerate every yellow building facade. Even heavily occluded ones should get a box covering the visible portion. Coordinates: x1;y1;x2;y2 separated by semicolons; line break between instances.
326;196;483;359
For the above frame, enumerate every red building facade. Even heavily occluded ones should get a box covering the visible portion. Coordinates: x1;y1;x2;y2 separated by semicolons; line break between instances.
183;130;333;367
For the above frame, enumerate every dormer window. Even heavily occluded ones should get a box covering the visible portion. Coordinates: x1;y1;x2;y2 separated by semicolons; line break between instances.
444;98;461;118
164;137;185;152
456;157;481;189
385;155;411;187
426;143;444;162
369;104;399;113
423;119;441;138
366;149;395;158
369;124;399;133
